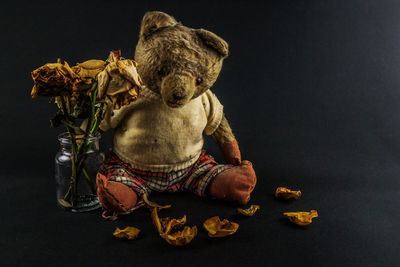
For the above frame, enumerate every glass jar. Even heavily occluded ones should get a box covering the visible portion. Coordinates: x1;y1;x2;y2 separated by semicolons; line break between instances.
55;132;104;212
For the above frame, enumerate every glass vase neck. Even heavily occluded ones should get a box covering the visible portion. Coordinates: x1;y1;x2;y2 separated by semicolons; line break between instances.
58;132;101;154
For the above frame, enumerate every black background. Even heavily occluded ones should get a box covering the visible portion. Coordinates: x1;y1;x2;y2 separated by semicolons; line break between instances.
1;0;400;266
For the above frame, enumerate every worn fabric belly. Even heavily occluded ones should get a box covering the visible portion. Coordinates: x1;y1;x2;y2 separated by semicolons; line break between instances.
113;97;208;172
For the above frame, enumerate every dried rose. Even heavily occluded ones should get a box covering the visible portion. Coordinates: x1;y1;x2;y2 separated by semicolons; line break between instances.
31;61;93;98
31;51;141;110
97;50;142;110
275;187;301;200
237;205;260;216
283;210;319;226
113;226;140;240
203;216;239;237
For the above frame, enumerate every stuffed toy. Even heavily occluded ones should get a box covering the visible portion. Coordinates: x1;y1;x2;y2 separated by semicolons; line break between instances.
96;11;257;218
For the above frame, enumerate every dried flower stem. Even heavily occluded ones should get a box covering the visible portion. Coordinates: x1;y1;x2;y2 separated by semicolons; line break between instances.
59;82;100;207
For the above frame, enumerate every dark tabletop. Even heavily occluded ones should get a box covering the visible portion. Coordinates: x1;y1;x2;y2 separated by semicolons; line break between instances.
1;0;400;266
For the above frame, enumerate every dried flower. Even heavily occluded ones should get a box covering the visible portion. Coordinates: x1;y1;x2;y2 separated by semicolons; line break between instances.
237;205;260;216
113;226;141;240
275;187;301;200
97;50;142;110
31;51;142;110
203;216;239;237
31;61;93;98
283;210;319;226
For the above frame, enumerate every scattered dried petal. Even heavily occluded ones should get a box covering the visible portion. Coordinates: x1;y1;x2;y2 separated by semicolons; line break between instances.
203;216;239;237
159;217;171;230
163;215;187;234
143;194;196;246
161;226;198;246
113;226;140;240
275;187;301;200
237;205;260;216
150;206;163;233
142;194;171;211
283;210;319;226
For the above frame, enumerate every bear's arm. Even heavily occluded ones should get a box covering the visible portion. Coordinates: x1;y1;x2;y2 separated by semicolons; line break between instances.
211;113;242;165
211;113;235;144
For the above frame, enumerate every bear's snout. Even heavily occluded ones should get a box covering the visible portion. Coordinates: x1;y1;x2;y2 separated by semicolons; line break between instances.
172;92;186;101
161;73;195;108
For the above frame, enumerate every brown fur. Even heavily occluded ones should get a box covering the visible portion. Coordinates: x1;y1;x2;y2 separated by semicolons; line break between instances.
134;11;234;145
212;113;235;144
135;12;226;106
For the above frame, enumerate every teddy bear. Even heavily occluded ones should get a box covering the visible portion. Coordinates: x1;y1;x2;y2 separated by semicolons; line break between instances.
96;11;257;219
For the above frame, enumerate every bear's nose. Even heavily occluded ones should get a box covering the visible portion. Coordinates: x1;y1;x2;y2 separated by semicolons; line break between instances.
172;92;186;101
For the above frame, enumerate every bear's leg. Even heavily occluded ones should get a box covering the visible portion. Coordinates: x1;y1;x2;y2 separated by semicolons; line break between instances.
207;160;257;204
96;173;138;215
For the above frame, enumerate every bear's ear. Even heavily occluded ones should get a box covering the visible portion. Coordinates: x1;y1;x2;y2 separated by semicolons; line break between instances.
196;29;229;58
139;11;177;39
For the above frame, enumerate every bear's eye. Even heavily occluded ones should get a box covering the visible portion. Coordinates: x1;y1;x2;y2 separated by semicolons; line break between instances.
195;77;203;86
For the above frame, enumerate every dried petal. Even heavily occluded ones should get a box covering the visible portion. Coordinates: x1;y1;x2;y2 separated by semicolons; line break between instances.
142;194;171;211
203;216;239;237
113;226;140;240
275;187;301;200
72;59;106;80
143;194;171;234
128;88;138;96
283;210;318;226
160;217;171;230
100;57;141;110
143;194;196;246
95;70;110;100
117;59;142;87
161;226;198;246
237;205;260;216
107;50;121;62
163;215;187;234
31;62;78;98
150;206;163;233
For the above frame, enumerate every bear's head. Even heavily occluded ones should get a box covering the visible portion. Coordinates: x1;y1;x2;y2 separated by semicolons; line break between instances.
134;11;229;108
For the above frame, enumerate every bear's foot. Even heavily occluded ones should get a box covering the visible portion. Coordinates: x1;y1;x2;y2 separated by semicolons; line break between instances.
207;160;257;204
96;173;138;218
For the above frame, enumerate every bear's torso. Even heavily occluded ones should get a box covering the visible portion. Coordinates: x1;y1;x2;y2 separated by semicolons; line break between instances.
108;86;222;172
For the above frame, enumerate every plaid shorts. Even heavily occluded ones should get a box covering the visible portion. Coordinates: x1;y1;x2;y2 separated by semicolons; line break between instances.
98;149;232;213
